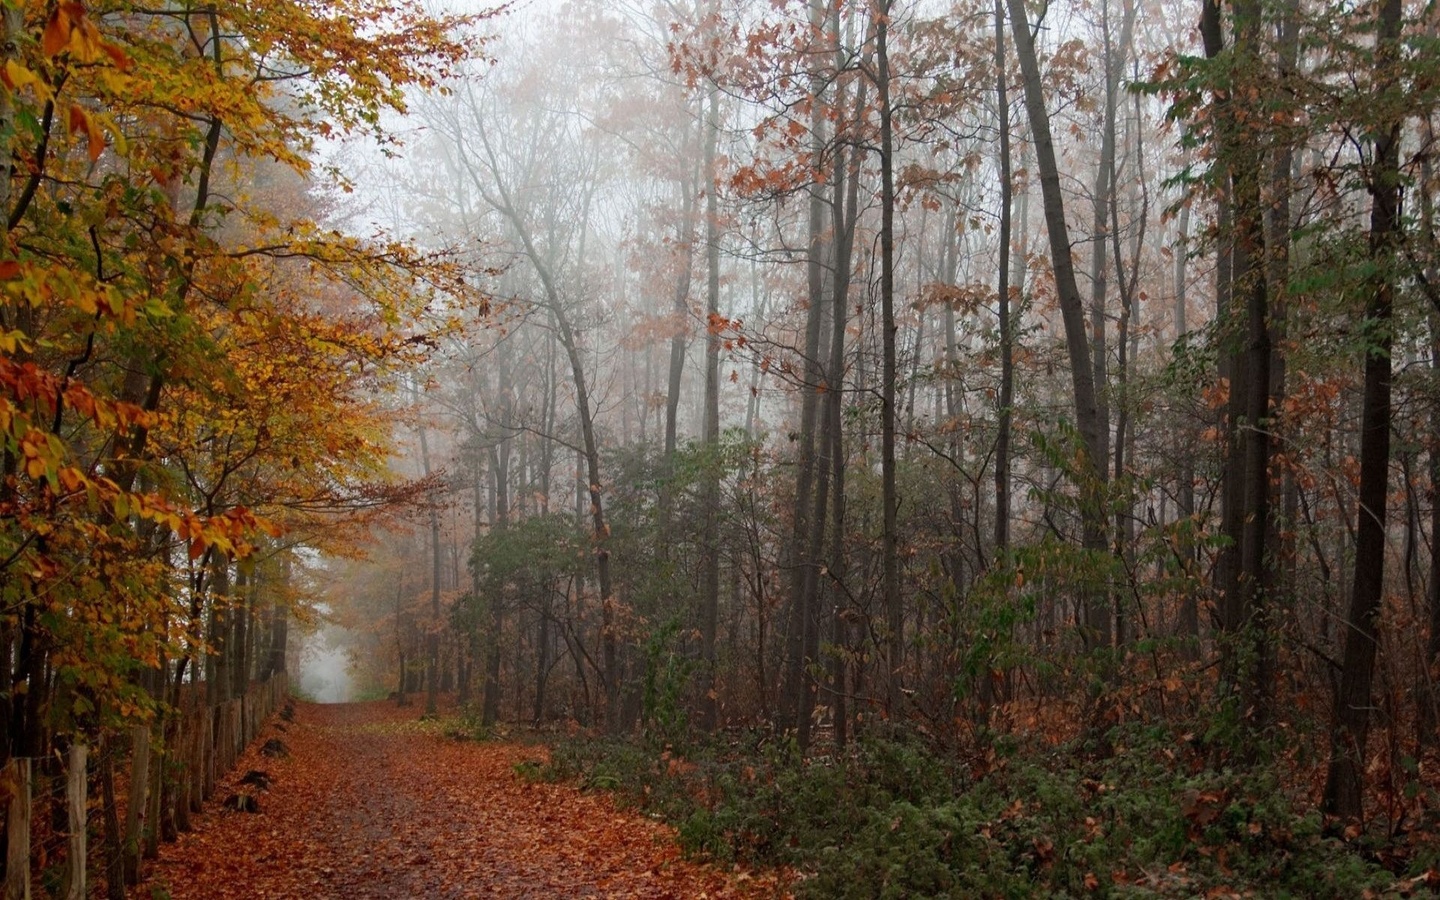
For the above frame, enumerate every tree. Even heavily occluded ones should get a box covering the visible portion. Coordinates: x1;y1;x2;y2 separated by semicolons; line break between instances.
699;81;723;732
1322;0;1402;821
992;0;1015;560
1006;0;1110;647
0;1;483;893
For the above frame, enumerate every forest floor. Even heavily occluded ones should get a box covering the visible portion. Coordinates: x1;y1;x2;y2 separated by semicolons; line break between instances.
133;700;792;899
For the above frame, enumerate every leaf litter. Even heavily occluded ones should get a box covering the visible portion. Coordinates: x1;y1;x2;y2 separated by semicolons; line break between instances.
135;700;792;899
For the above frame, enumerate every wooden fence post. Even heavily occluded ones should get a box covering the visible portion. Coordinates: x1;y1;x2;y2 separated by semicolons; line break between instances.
83;674;290;891
4;758;32;900
144;727;164;859
64;744;87;900
190;710;204;812
202;708;216;800
173;717;191;833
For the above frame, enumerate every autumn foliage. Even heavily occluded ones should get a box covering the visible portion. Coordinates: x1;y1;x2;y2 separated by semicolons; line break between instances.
8;0;1440;895
0;0;490;896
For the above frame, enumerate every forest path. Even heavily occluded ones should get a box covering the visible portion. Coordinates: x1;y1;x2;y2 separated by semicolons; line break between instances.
136;700;783;899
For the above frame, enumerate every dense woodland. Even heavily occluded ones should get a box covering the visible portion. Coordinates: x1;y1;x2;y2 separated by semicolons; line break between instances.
4;0;1440;895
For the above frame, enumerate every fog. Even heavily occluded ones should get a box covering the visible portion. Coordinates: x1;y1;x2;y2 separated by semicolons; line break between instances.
304;0;1241;732
298;627;355;704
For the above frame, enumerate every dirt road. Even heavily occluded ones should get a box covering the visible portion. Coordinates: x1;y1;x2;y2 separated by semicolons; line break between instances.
137;701;784;899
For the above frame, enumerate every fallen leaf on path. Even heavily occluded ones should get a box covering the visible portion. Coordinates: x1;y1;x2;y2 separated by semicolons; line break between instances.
134;700;792;899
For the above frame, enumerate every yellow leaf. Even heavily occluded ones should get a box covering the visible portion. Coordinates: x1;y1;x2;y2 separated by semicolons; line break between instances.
73;285;97;315
72;15;103;63
2;60;43;96
97;112;127;157
57;467;82;492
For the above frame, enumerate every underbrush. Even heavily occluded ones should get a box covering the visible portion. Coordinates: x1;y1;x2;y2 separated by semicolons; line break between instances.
540;724;1438;898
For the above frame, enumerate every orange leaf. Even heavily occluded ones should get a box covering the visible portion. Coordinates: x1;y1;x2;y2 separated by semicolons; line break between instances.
68;105;105;161
42;6;71;58
85;112;105;161
101;41;132;72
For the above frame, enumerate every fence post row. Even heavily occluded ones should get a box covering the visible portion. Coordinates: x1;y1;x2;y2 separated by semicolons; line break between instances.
0;672;289;900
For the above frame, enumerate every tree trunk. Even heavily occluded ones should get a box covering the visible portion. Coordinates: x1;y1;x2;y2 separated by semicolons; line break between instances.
1322;0;1400;820
417;420;443;717
99;745;123;900
1006;0;1109;645
533;587;552;725
665;149;700;461
825;88;863;749
993;0;1014;559
121;726;149;884
660;121;702;542
1266;0;1299;608
230;569;252;701
1087;0;1122;492
267;558;291;679
1173;203;1200;647
1106;13;1142;645
483;352;513;728
394;573;408;707
1421;132;1440;746
779;0;835;735
699;83;723;733
144;718;164;859
877;0;903;713
207;560;232;706
1205;0;1275;731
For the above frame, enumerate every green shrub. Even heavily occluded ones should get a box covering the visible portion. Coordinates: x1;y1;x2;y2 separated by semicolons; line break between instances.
538;722;1415;899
